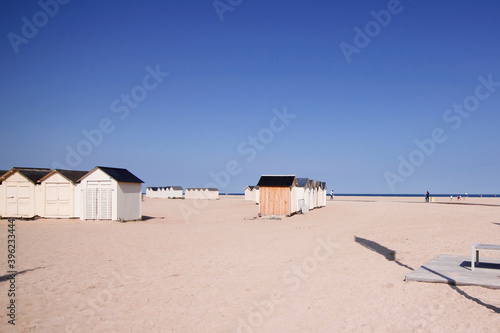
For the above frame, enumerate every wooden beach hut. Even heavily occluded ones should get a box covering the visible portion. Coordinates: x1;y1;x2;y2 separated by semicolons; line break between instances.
77;166;143;221
185;188;219;200
38;169;88;218
257;175;299;216
0;167;51;218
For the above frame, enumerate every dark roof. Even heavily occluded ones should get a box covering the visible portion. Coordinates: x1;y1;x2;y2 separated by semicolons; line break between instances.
12;167;52;183
321;182;327;190
170;186;183;191
186;188;219;191
148;186;183;191
93;166;144;183
296;178;309;187
55;170;89;183
246;185;258;190
257;175;296;187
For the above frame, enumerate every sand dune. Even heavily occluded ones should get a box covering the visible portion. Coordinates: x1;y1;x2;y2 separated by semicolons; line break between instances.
1;196;499;332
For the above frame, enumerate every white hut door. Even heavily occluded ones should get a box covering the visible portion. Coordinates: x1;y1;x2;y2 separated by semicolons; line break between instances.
46;183;71;217
84;181;112;220
6;184;30;217
6;185;18;216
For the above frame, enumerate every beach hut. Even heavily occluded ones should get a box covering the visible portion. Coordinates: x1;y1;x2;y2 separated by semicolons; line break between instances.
0;167;51;218
319;182;327;207
244;186;259;202
0;170;8;217
38;169;88;218
257;175;299;216
185;188;219;200
295;178;311;213
77;166;143;221
146;186;183;199
168;186;183;198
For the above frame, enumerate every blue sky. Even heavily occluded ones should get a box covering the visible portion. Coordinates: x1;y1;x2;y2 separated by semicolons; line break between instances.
1;0;499;194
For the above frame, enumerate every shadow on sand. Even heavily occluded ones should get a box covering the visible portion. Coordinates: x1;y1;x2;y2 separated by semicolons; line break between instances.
354;236;500;314
0;267;44;283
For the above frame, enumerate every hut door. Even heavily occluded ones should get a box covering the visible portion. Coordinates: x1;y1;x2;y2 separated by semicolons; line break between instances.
83;182;112;220
6;183;31;217
46;183;71;217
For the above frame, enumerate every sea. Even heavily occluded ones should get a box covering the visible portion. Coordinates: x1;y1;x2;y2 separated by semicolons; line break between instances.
222;193;499;197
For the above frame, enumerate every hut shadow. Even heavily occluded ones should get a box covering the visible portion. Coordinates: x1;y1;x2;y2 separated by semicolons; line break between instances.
0;267;44;283
141;215;163;221
492;222;500;226
354;237;500;313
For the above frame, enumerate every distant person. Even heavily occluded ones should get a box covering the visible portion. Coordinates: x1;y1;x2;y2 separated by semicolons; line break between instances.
330;190;334;200
450;196;453;201
426;191;430;202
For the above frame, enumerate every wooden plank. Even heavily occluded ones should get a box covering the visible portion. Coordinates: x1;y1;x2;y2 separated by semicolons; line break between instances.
406;255;500;289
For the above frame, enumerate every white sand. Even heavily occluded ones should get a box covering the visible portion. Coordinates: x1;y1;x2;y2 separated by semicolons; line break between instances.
1;196;499;332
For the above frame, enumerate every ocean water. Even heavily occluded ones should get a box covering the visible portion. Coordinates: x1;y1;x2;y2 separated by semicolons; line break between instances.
220;193;499;198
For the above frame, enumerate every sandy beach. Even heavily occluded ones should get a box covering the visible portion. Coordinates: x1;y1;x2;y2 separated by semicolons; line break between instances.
1;196;499;332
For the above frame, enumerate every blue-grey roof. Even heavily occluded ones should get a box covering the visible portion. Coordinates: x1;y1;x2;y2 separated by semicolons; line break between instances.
92;166;144;183
296;178;309;187
186;188;219;191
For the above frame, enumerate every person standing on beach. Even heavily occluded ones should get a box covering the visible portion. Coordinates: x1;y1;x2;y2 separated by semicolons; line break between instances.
426;191;430;202
331;190;334;200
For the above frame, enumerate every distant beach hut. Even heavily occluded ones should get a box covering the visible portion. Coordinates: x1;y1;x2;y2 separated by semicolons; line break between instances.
38;169;88;218
0;167;51;218
146;186;183;199
185;188;219;200
244;186;259;202
257;175;299;216
77;166;144;221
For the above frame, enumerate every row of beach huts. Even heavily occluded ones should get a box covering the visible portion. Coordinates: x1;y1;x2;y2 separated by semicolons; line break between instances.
145;187;220;200
245;176;327;216
0;166;143;221
0;167;326;220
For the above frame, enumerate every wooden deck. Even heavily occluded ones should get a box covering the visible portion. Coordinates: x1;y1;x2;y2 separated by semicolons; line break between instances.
405;254;500;289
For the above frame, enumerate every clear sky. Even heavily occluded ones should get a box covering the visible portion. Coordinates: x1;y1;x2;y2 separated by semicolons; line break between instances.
1;0;499;194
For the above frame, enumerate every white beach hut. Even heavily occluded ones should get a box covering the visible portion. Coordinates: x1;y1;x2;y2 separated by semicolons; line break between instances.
185;188;219;200
0;167;51;218
77;166;144;221
146;186;183;199
0;170;8;217
295;178;311;213
38;169;88;218
244;186;259;202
